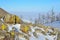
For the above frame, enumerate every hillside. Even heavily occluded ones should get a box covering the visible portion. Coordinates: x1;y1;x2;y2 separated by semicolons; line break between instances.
0;8;60;40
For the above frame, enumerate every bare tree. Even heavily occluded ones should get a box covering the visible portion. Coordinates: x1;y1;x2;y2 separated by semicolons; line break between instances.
34;18;38;25
38;13;41;24
42;14;45;24
46;12;50;23
56;13;60;21
50;8;55;23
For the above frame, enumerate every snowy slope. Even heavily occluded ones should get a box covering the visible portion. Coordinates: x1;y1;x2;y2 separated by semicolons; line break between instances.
7;24;58;40
0;17;59;40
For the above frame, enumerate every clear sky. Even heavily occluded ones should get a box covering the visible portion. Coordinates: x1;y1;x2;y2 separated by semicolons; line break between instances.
0;0;60;12
0;0;60;20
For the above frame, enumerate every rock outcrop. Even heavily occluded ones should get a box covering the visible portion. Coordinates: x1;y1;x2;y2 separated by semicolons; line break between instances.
0;8;23;24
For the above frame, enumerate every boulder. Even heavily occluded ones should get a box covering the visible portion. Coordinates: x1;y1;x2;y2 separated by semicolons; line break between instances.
14;15;23;24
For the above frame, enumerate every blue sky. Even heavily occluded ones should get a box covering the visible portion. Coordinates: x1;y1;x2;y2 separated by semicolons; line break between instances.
0;0;60;12
0;0;60;20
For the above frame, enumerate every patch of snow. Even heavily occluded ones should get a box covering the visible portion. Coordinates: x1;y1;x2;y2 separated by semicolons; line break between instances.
36;33;46;40
1;18;4;22
30;26;35;32
34;26;45;31
36;33;57;40
45;35;57;40
7;24;21;32
7;24;13;32
12;24;21;31
29;36;38;40
48;29;53;32
29;32;38;40
22;19;31;23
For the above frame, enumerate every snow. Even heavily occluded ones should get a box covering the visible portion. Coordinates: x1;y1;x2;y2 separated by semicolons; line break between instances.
37;33;46;40
7;24;13;32
15;35;26;40
48;29;53;32
34;26;45;31
30;26;35;32
0;18;4;22
22;19;31;23
37;33;57;40
30;26;57;40
7;24;58;40
29;36;38;40
7;24;21;32
12;24;21;31
44;21;60;30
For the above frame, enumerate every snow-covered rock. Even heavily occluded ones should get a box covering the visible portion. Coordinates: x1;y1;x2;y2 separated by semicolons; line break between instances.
7;24;21;32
